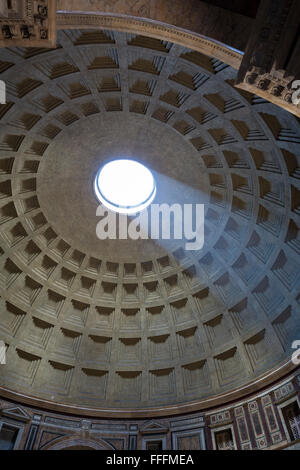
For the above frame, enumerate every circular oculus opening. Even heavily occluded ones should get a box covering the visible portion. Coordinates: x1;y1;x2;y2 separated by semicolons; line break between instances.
94;159;156;214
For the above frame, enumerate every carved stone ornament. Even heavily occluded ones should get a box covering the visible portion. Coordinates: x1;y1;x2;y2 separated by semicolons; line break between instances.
235;0;300;117
0;0;56;47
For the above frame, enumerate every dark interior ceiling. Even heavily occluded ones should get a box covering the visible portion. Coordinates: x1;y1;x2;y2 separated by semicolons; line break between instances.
200;0;261;19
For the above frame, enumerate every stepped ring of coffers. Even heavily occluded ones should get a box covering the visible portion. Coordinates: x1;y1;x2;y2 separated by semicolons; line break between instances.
0;28;299;413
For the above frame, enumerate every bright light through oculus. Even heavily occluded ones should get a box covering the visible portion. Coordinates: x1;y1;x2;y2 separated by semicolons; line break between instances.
94;159;156;214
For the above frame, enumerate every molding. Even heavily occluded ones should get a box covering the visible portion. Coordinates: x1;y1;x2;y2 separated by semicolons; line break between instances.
208;420;233;429
41;435;115;450
139;421;169;435
56;11;243;70
270;437;299;450
1;406;31;422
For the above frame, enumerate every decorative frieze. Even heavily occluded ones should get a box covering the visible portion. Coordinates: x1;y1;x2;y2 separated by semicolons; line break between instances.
274;381;296;404
235;0;300;117
0;0;56;47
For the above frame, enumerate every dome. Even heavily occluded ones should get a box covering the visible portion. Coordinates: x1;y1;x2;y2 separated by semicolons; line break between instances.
0;28;299;417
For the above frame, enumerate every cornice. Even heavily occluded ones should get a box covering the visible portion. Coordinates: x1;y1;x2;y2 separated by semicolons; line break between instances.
56;11;243;70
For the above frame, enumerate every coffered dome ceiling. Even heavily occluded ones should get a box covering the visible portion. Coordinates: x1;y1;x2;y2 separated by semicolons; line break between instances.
0;29;299;415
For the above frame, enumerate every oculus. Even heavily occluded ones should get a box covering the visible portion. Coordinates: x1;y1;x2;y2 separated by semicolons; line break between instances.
94;159;156;214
